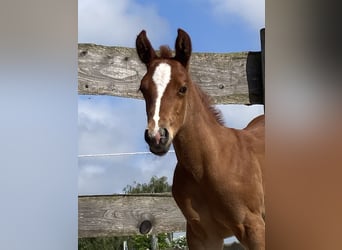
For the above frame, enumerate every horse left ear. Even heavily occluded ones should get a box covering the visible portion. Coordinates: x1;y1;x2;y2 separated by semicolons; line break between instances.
174;28;192;68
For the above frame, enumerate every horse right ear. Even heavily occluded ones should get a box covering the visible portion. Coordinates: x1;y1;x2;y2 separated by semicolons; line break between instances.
174;28;192;68
136;30;157;67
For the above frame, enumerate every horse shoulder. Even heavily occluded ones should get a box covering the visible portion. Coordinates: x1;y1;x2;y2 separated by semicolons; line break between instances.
172;163;200;216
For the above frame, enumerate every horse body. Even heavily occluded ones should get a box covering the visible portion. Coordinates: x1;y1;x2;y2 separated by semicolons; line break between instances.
136;29;265;250
172;84;265;249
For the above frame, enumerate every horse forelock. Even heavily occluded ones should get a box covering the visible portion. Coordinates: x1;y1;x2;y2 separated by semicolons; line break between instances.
158;45;173;58
157;46;223;126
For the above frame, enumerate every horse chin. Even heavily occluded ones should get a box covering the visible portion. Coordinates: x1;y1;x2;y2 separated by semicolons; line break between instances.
149;144;171;156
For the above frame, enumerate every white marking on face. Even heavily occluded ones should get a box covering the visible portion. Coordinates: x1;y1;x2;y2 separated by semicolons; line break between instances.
152;62;171;134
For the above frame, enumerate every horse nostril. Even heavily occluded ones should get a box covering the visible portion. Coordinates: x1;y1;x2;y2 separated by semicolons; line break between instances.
144;129;151;143
159;128;169;145
159;128;165;137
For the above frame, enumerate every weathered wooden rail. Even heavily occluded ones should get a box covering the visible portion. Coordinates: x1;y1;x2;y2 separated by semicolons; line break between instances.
78;28;264;105
78;195;245;249
79;193;185;238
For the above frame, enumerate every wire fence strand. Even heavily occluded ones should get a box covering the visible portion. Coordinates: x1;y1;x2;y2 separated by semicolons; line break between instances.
78;150;175;158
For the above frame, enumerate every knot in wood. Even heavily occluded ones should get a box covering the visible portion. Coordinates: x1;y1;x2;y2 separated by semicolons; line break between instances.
139;220;152;234
79;50;88;57
138;213;154;234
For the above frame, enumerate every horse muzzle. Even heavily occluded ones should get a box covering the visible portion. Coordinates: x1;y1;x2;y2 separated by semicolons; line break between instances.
144;128;171;156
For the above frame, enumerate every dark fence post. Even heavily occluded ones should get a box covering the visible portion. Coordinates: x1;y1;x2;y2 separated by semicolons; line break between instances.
245;27;265;106
260;28;265;108
246;51;263;104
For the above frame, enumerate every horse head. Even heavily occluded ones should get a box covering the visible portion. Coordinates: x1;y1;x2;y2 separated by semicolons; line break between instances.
136;29;192;156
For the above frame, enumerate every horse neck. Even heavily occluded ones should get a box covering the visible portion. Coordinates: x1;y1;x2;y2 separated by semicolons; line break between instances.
175;82;221;139
172;82;236;175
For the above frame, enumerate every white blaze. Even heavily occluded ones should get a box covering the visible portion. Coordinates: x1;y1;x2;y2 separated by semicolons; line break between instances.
151;63;171;134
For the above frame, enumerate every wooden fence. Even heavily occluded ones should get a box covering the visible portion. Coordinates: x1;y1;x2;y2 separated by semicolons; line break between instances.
78;29;265;241
79;193;185;238
78;29;264;105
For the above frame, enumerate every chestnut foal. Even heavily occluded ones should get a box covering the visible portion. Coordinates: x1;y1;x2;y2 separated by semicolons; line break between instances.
136;29;265;250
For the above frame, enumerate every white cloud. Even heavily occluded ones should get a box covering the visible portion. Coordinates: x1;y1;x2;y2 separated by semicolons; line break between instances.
78;0;171;47
80;165;106;177
78;96;146;154
209;0;265;29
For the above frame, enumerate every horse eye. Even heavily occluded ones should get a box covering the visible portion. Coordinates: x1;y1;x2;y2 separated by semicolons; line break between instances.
179;86;187;94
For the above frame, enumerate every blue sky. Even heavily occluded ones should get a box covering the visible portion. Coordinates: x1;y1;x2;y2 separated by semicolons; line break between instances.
78;0;264;193
78;0;264;52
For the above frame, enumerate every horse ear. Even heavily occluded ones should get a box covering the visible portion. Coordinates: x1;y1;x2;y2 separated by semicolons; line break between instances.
136;30;157;67
174;28;192;68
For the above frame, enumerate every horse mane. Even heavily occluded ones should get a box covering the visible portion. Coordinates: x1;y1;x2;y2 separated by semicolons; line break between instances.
193;83;225;126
